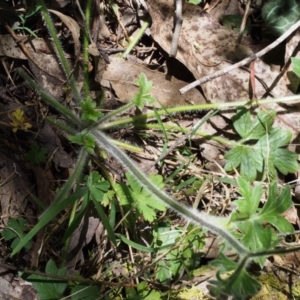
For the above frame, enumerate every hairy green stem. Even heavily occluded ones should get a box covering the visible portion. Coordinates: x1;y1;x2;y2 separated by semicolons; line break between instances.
11;149;89;256
91;128;249;256
40;148;88;217
36;0;81;102
97;102;135;125
46;117;77;135
83;0;92;99
135;123;233;147
98;96;300;130
112;139;142;153
122;19;150;58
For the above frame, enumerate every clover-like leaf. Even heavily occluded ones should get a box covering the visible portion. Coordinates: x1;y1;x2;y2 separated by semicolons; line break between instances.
233;108;275;141
85;171;110;202
26;142;48;165
2;218;32;250
225;109;298;182
115;172;166;222
255;127;298;178
224;145;263;182
131;73;155;110
28;259;67;300
80;96;102;121
230;178;294;267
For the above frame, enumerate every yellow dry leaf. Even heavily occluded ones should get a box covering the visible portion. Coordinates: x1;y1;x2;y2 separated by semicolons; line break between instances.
9;108;32;133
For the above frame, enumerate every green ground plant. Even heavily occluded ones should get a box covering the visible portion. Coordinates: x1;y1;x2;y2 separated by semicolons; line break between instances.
262;0;300;36
4;0;300;299
12;5;41;37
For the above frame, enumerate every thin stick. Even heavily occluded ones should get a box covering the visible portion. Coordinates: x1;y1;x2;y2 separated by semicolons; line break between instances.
179;19;300;94
237;0;251;44
169;0;182;57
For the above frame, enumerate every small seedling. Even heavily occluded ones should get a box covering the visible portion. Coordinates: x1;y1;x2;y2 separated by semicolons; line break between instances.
26;142;48;165
8;108;32;133
115;172;166;222
12;5;42;38
1;217;31;250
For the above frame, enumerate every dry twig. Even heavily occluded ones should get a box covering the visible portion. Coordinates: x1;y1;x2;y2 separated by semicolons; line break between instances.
180;19;300;94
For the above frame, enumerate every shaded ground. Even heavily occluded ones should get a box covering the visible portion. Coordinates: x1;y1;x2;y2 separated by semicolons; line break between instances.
0;0;300;299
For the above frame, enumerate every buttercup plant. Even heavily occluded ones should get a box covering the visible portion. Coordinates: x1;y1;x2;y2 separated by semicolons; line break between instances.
10;0;300;298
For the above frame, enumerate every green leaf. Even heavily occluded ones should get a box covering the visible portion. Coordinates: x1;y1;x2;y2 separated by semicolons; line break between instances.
153;225;203;283
156;259;176;283
292;57;300;78
28;259;67;300
11;188;88;256
137;281;161;300
261;0;300;36
2;218;31;250
26;142;48;165
233;109;275;141
85;171;110;202
119;234;155;252
257;127;292;149
71;284;100;300
233;177;263;217
209;253;261;300
153;227;182;283
69;129;96;153
230;178;294;267
101;189;115;206
93;199;117;246
255;127;298;178
224;145;262;182
80;97;102;122
220;15;250;33
273;148;299;175
259;182;293;233
188;0;202;4
225;109;298;182
131;73;155;110
115;173;166;222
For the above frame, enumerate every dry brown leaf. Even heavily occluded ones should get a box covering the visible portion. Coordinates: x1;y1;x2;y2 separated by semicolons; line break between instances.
208;0;241;21
0;152;34;225
282;205;299;224
0;35;49;59
0;34;70;99
146;0;293;102
28;52;67;100
100;56;206;106
48;9;81;60
66;216;101;274
0;267;38;300
38;123;73;169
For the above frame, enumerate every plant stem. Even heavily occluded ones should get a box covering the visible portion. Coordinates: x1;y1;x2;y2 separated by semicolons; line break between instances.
122;19;150;58
98;96;300;130
36;0;81;102
91;128;249;256
135;123;233;147
83;0;92;99
97;102;135;125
